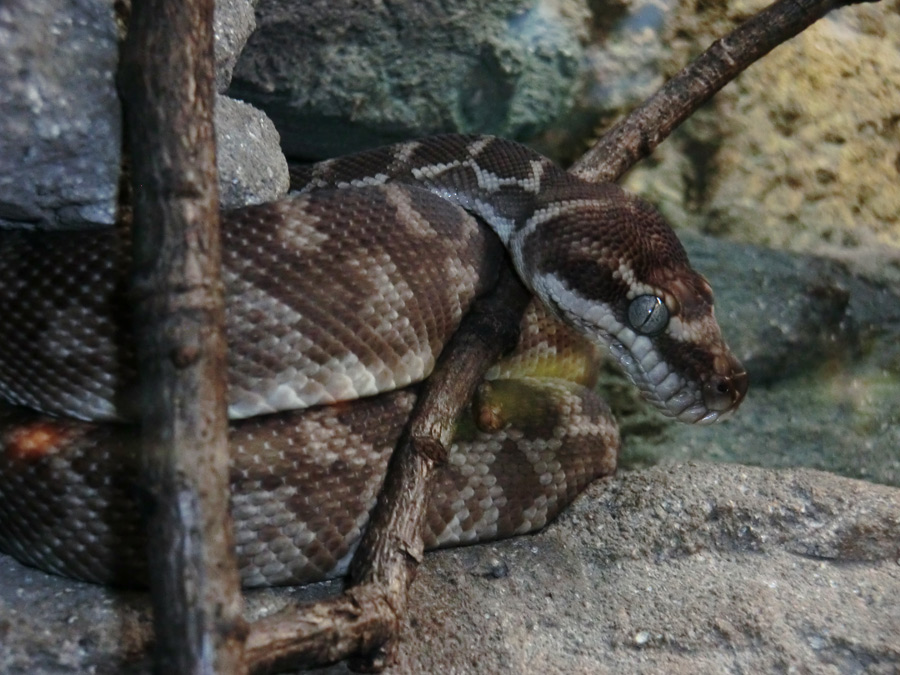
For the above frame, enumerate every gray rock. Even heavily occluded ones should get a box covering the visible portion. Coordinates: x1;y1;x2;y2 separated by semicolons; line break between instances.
214;0;257;93
394;464;900;673
0;0;121;230
682;233;900;385
216;95;289;209
0;0;285;231
1;463;897;673
229;0;591;159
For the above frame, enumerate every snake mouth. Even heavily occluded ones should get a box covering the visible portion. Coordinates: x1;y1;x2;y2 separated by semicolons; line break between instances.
608;336;748;425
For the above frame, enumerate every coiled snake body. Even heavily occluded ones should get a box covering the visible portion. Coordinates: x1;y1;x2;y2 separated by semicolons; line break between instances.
0;135;746;587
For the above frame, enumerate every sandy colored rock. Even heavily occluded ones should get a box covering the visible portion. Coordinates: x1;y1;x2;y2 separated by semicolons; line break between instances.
620;1;900;258
392;463;900;673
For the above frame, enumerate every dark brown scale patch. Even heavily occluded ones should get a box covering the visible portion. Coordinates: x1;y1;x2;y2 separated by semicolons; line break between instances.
402;134;477;170
227;391;416;584
650;333;718;386
490;437;552;534
0;227;136;420
460;137;535;177
301;145;404;188
523;206;629;306
662;273;716;322
0;406;148;586
524;182;701;318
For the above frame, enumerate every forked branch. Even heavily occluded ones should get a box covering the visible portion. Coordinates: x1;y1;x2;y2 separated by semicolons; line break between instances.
244;1;882;671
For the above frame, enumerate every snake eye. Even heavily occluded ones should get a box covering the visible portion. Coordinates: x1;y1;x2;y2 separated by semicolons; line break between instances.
627;295;669;336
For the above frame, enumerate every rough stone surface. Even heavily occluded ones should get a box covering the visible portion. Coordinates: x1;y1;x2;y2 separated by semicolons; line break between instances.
393;464;900;674
214;0;257;93
1;464;897;673
613;1;900;260
215;94;289;209
1;0;285;230
229;0;591;159
0;0;121;229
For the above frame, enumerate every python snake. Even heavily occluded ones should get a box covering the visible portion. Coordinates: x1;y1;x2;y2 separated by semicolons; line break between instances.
0;135;747;587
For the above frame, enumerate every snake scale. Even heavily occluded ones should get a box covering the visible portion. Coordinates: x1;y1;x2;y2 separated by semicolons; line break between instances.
0;135;747;587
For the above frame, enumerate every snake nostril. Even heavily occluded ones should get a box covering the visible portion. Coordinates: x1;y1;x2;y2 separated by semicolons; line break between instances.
703;369;749;412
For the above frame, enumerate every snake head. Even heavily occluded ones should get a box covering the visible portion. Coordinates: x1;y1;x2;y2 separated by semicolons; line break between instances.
516;181;748;424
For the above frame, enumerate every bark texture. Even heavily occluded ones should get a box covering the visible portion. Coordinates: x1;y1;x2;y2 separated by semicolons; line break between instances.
119;0;247;672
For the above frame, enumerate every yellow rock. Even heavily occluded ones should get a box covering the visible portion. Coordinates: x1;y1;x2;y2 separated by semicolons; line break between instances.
622;2;900;257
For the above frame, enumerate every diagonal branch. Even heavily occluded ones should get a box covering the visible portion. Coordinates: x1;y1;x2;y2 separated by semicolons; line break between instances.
571;0;881;183
245;268;531;673
236;0;884;671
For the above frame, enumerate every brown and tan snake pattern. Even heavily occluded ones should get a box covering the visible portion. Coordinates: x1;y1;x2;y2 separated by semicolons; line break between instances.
0;135;747;587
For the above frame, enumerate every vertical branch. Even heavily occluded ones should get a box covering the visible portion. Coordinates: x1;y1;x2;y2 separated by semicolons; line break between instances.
119;0;247;673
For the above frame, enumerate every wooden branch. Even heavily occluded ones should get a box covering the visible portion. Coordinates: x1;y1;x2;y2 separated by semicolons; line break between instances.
243;0;884;671
245;269;531;673
109;0;885;671
571;0;881;183
118;0;247;672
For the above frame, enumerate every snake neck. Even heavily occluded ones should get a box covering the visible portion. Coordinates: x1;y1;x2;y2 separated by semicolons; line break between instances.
295;134;569;246
294;134;583;306
295;134;747;423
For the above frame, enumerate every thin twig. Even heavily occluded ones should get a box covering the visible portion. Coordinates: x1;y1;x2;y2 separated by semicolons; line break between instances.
245;268;530;673
119;0;247;671
571;0;880;183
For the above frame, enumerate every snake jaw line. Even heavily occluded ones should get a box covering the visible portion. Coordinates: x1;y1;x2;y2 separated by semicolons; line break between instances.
530;263;744;424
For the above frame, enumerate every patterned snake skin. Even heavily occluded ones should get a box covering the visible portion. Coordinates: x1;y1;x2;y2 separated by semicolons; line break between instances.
0;135;747;587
